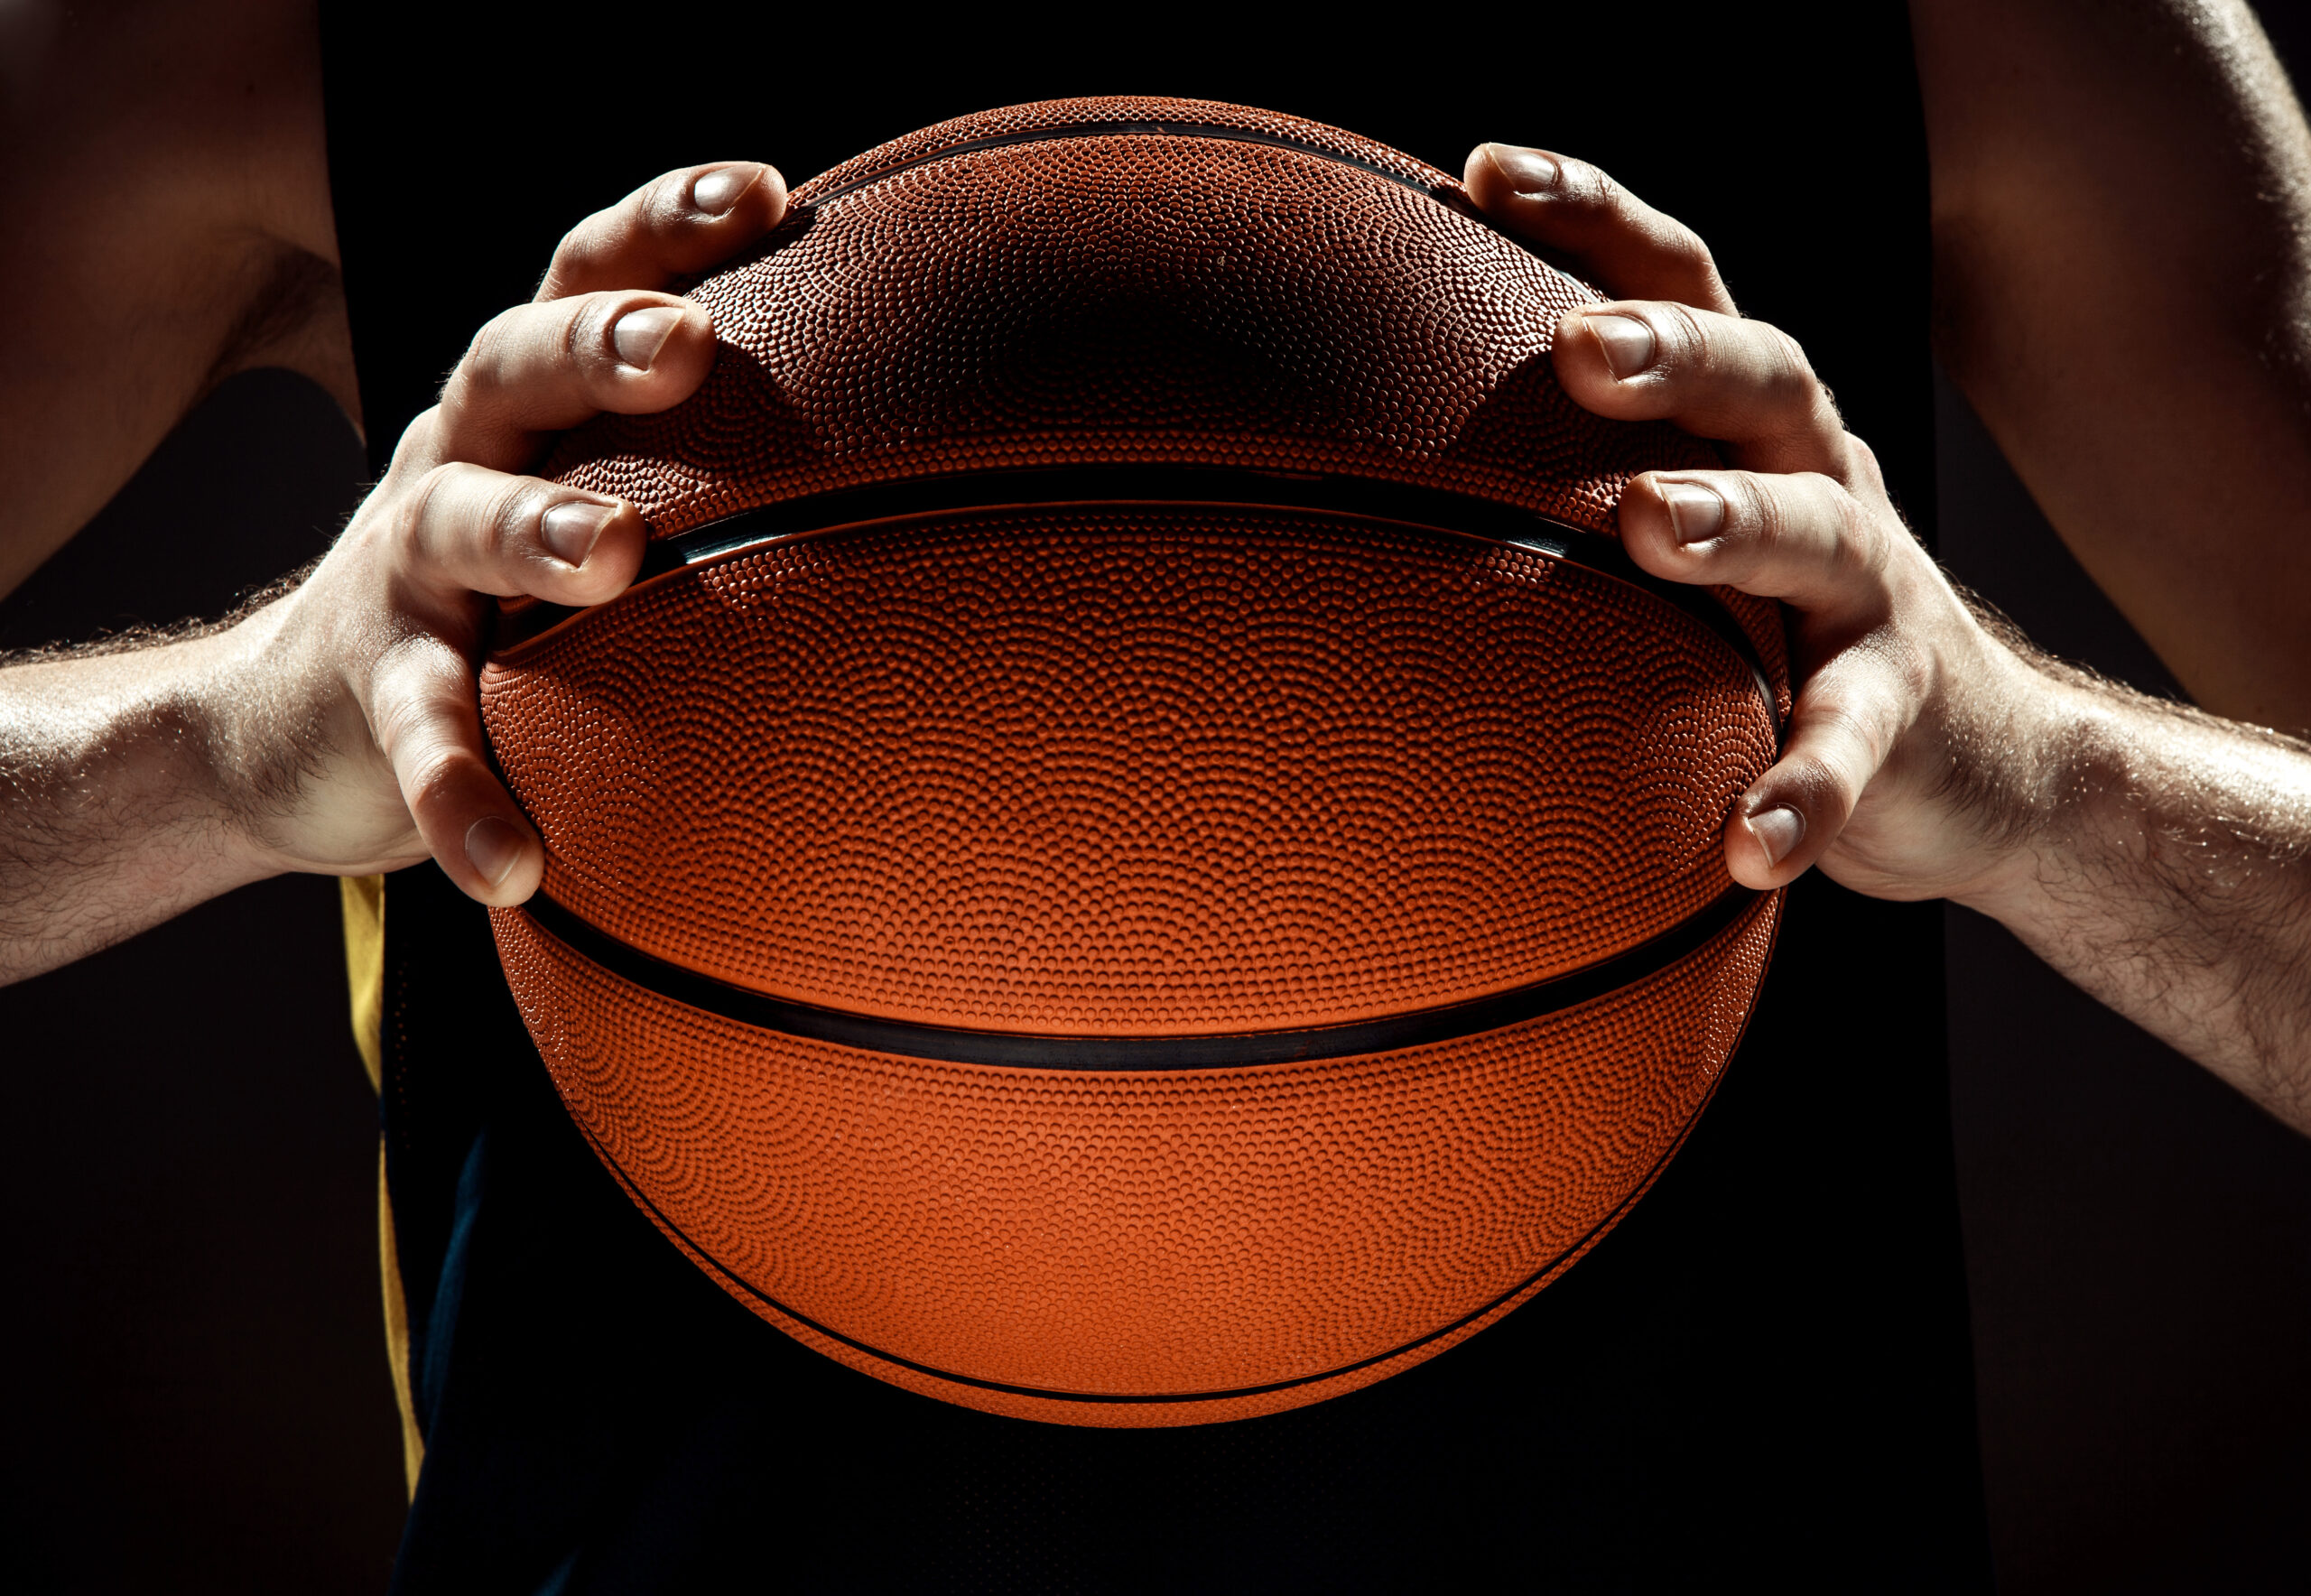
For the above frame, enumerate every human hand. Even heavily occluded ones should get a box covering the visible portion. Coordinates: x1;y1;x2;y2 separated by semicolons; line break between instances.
219;159;788;904
1463;143;2052;909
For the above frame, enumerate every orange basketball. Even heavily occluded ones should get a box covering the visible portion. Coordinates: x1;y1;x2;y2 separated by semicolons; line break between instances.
480;97;1787;1427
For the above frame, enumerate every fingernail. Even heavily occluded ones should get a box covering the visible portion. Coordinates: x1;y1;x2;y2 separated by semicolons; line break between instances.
1658;481;1726;544
691;163;764;216
542;501;614;566
1483;143;1561;198
464;815;527;887
1586;313;1657;378
1748;806;1805;868
612;306;682;371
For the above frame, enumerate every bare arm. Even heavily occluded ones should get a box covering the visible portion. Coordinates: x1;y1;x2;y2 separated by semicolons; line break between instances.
1914;0;2311;735
0;0;355;599
0;602;328;977
1966;662;2311;1122
1469;144;2311;1131
0;161;786;984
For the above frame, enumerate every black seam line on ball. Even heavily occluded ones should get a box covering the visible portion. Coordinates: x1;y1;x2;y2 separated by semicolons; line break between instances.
616;467;1779;721
804;121;1452;209
573;1092;1699;1407
517;886;1762;1072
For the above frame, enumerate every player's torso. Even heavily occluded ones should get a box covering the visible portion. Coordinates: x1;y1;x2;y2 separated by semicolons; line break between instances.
325;8;1990;1589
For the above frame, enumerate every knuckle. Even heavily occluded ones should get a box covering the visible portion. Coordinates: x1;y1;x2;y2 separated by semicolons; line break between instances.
372;636;471;737
367;640;438;738
417;463;534;562
1882;627;1935;710
384;407;442;477
1840;431;1889;493
576;179;662;255
441;315;515;415
1768;324;1816;383
1828;479;1878;557
1803;706;1881;796
646;165;703;227
399;461;461;546
547;221;591;275
459;307;521;384
544;215;615;288
399;744;479;816
1815;640;1926;761
477;476;538;555
1556;156;1616;218
1662;218;1716;275
1763;325;1823;410
1657;301;1711;372
1814;480;1893;594
1731;471;1786;552
563;293;623;379
1847;496;1898;589
1777;747;1861;821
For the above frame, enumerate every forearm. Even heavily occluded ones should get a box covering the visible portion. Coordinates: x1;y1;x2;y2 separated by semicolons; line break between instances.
0;627;289;984
1914;0;2311;733
1963;668;2311;1128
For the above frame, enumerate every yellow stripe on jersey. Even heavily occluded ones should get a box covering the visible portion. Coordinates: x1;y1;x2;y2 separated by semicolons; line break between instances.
341;873;424;1498
340;874;385;1093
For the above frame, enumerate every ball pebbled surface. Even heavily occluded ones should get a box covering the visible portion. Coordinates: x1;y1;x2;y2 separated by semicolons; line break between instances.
544;95;1731;546
486;506;1776;1033
484;96;1792;1424
492;890;1780;1424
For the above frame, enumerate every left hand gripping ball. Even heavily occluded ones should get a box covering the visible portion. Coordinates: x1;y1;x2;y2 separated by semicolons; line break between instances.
481;97;1788;1426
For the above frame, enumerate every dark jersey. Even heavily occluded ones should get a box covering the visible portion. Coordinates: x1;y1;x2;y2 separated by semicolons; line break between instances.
321;9;1992;1589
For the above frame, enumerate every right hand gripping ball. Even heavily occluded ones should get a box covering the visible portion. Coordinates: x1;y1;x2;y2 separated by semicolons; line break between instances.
480;97;1787;1427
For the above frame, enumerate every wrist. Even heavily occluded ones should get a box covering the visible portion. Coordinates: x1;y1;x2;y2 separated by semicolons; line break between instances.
201;588;425;882
119;627;286;897
197;594;343;881
1942;654;2179;929
1936;646;2109;920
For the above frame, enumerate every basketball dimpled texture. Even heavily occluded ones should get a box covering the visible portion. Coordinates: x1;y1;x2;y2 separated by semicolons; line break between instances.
481;97;1790;1425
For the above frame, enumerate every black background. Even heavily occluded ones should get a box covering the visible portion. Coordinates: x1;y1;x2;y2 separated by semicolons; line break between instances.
2;8;2308;1590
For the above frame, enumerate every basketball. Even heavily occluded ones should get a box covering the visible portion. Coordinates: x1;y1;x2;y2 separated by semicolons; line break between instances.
479;97;1787;1426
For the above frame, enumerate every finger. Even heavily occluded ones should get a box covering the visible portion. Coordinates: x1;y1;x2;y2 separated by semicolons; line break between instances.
1723;648;1918;888
1553;301;1855;479
430;289;714;472
1618;468;1898;624
394;460;646;608
1463;144;1736;314
538;161;788;301
368;634;543;905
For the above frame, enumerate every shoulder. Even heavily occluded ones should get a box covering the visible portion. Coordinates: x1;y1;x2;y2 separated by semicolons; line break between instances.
0;0;355;597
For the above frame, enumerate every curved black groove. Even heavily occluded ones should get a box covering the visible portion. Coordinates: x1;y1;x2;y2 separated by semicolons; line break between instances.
806;118;1453;209
517;885;1763;1072
646;466;1613;573
498;467;1778;718
576;1090;1702;1408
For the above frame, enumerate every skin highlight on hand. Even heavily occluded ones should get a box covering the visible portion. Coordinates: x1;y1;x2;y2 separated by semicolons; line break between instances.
538;161;788;300
1742;806;1806;870
1462;144;1735;312
242;158;792;903
612;306;685;372
0;160;786;980
1653;479;1724;545
1582;315;1657;381
541;500;616;568
691;162;770;217
464;815;530;891
1469;139;2311;1131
